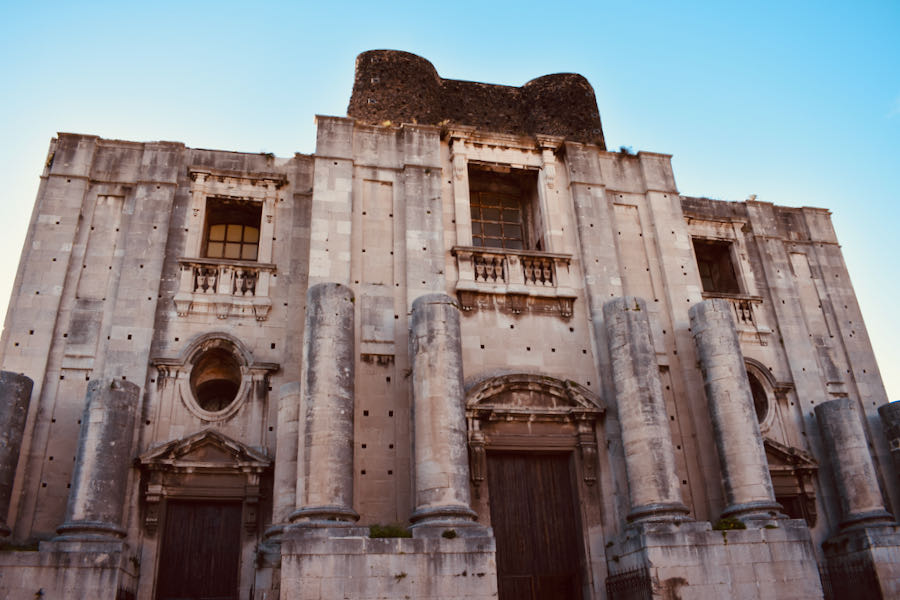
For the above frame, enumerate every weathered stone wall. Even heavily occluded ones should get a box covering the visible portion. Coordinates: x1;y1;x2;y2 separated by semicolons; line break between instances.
348;50;606;146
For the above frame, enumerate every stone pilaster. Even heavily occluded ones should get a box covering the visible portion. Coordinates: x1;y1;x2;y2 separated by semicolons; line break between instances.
689;298;782;522
879;401;900;490
290;283;358;523
818;398;894;530
56;379;139;540
0;371;33;537
603;297;690;523
409;293;476;527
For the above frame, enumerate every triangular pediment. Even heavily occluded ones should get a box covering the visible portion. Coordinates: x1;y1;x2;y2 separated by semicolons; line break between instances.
764;437;817;470
138;428;271;472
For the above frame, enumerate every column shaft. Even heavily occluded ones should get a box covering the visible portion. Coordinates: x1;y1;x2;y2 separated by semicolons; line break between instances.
603;297;689;523
409;293;476;526
878;401;900;488
0;372;33;537
819;398;894;529
290;282;358;523
689;298;781;521
269;382;300;535
57;379;139;539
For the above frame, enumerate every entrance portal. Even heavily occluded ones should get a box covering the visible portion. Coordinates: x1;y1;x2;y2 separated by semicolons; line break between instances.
487;452;583;600
156;501;242;600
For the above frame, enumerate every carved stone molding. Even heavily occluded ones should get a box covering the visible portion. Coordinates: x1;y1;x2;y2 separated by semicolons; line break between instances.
137;429;272;535
465;373;605;493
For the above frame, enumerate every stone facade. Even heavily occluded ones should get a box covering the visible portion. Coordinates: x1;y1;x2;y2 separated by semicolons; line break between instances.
0;50;896;599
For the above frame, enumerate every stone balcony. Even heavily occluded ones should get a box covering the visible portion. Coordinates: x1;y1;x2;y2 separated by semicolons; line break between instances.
451;246;577;318
701;292;772;345
173;258;275;320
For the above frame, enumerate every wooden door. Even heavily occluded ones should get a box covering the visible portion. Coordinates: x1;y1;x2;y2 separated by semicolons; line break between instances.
156;501;242;600
487;452;583;600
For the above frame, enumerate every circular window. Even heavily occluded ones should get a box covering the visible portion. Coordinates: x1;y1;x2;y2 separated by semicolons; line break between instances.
748;371;769;423
190;348;242;413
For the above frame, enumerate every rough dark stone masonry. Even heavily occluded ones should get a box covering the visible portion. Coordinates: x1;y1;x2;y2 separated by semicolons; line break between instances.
0;49;897;600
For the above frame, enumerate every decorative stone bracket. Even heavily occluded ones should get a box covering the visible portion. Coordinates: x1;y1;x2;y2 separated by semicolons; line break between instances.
174;258;275;320
137;429;272;535
452;246;576;318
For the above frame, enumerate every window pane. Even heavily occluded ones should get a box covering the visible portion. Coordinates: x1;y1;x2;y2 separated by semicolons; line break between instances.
484;223;502;236
500;196;519;209
244;226;259;243
471;222;483;236
209;224;226;241
207;242;224;257
504;224;523;240
226;224;244;242
483;237;503;248
501;208;521;223
224;243;241;259
482;207;501;221
471;237;483;247
242;244;258;260
505;239;523;250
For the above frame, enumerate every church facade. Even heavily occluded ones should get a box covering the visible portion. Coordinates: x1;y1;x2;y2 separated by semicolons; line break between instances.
0;50;898;599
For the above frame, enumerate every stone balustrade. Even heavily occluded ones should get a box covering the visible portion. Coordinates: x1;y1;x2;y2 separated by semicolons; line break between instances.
452;246;576;317
173;258;274;320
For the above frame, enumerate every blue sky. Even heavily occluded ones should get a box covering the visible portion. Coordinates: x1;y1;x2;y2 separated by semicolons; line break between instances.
1;1;897;398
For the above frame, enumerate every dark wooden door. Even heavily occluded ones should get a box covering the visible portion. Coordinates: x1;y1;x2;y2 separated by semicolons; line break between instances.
156;501;242;600
487;452;583;600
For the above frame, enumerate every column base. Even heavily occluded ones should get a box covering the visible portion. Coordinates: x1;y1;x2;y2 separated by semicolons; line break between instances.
54;520;126;541
288;505;359;525
838;508;896;532
720;499;785;525
409;504;478;529
627;501;692;524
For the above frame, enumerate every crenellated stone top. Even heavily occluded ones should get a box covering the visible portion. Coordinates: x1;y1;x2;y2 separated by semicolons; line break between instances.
348;50;606;147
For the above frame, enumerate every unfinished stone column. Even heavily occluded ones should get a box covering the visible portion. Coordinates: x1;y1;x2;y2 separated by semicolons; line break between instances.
603;297;690;523
56;379;139;539
409;293;477;527
818;398;894;529
267;382;300;538
689;299;782;522
0;371;33;537
290;283;358;523
879;401;900;485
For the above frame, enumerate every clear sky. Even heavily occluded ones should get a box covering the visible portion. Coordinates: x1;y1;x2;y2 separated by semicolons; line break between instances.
1;1;897;398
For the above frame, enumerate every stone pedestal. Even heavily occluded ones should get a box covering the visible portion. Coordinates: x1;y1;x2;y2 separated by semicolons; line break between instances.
56;379;139;540
280;525;496;600
409;294;477;528
689;299;782;522
605;519;823;599
290;282;358;524
0;371;32;537
816;397;894;530
603;297;689;523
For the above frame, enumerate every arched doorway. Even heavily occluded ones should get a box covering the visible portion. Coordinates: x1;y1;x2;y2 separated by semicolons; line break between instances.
466;374;604;600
